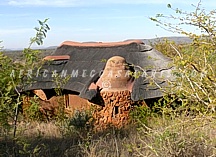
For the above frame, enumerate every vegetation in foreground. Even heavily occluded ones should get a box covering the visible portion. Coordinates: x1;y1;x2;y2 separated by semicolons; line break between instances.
1;112;216;157
0;1;216;156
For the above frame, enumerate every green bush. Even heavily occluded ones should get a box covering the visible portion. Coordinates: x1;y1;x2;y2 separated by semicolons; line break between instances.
128;2;216;156
0;18;50;155
149;2;216;114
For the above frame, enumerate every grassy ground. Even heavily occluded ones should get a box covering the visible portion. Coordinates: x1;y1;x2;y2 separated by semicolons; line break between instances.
1;113;216;157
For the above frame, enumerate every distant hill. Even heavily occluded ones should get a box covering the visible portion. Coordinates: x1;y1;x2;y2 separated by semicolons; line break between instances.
46;46;58;49
2;48;56;61
125;36;192;45
142;36;192;45
2;36;192;61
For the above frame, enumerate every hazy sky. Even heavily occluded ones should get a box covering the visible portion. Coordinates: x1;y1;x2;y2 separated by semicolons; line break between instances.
0;0;215;49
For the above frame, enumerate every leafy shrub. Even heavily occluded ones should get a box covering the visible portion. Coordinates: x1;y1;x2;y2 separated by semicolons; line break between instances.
130;1;216;156
149;1;216;114
0;18;50;156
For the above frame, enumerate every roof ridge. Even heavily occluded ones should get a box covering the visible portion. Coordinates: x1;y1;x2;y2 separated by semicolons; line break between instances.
43;55;70;61
59;40;144;47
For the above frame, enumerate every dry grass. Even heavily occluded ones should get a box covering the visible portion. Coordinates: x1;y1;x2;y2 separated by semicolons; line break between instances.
1;114;216;157
133;115;216;156
78;115;216;157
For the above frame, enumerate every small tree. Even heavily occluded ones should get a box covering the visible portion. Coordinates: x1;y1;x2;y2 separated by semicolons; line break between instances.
0;18;50;140
150;1;216;114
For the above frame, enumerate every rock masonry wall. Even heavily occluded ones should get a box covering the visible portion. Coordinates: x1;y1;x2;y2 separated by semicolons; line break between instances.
92;90;136;130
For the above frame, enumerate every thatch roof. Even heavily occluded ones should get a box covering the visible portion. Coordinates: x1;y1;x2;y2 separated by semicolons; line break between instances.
22;40;174;101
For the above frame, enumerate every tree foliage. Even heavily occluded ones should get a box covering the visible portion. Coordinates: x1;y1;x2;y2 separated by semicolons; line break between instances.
150;1;216;113
0;18;50;135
